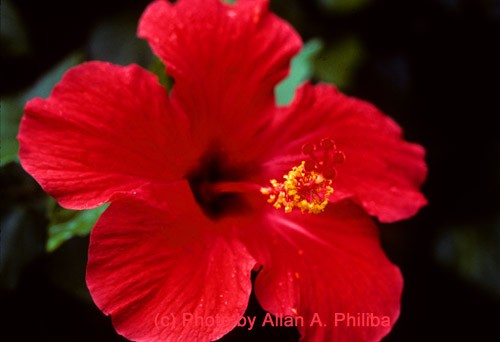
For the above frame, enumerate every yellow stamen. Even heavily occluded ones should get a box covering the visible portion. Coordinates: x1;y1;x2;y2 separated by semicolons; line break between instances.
260;161;334;214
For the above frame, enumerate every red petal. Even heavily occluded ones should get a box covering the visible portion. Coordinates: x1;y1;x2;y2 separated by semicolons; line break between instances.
263;84;427;222
86;181;255;342
19;62;195;210
138;0;301;153
244;202;402;341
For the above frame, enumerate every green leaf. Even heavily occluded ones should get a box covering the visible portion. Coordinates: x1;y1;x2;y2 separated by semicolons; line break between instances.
0;97;23;165
313;36;364;90
275;39;323;106
149;57;174;91
47;201;108;252
0;53;82;166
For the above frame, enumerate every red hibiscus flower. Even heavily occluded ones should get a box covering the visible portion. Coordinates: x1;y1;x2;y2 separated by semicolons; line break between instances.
18;0;427;341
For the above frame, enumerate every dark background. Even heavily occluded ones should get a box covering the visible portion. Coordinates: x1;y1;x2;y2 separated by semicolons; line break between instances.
1;0;499;341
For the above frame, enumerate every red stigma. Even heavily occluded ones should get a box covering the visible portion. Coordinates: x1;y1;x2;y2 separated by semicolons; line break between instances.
301;138;345;180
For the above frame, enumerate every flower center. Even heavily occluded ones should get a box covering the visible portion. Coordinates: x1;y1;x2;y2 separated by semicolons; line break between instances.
185;148;260;220
187;147;254;220
261;139;345;214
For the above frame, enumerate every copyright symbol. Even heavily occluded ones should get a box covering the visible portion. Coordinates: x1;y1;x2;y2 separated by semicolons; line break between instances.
155;313;176;328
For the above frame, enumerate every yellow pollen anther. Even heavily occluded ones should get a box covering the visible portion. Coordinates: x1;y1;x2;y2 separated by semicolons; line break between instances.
260;161;334;214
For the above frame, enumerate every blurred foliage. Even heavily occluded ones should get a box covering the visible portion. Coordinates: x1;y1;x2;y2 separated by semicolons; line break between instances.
0;163;46;290
47;201;108;253
149;57;174;91
46;237;94;302
0;0;30;57
0;98;22;165
318;0;374;13
87;13;153;67
1;0;499;340
435;218;500;297
313;36;364;90
0;53;82;165
275;39;323;105
0;205;46;289
20;53;83;101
